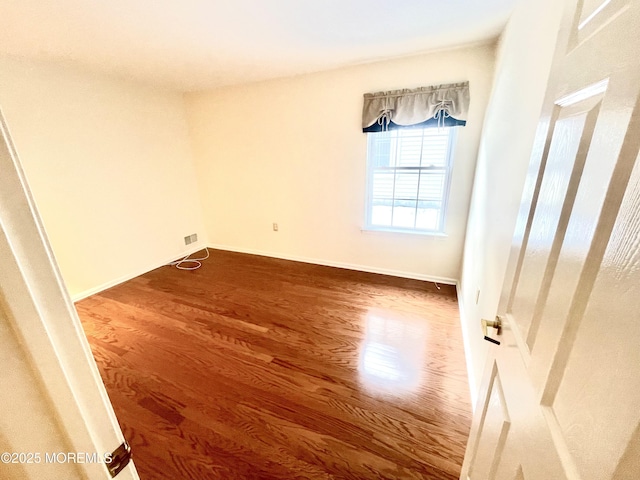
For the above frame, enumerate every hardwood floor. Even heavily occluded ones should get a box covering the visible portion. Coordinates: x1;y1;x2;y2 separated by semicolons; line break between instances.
76;249;471;479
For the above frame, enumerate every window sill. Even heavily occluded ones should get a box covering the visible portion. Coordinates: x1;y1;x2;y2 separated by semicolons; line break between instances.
361;227;448;238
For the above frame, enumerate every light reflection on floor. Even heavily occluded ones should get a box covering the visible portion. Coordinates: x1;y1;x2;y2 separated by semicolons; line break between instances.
358;311;428;395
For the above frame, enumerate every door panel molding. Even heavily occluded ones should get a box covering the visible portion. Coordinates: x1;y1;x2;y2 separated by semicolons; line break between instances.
466;362;512;480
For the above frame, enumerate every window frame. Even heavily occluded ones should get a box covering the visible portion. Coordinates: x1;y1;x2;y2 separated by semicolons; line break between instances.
363;126;458;235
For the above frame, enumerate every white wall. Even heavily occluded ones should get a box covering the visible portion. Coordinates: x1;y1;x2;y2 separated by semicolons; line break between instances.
458;0;567;403
0;57;206;299
185;45;495;283
0;305;80;480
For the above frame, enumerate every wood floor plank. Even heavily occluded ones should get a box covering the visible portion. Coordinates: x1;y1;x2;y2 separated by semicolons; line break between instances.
76;249;471;479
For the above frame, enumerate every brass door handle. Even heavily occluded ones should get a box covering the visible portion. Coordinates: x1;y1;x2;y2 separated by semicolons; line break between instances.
481;317;502;345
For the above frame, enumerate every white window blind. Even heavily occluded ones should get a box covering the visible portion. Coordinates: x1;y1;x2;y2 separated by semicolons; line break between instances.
365;127;456;233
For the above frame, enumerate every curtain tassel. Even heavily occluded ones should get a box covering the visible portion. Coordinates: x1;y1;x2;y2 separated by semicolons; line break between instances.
434;101;452;130
377;109;392;131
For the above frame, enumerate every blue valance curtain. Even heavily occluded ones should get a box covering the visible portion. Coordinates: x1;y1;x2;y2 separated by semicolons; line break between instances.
362;82;470;132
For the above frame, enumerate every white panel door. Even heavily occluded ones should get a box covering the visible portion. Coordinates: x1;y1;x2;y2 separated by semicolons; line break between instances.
461;0;640;478
0;111;139;479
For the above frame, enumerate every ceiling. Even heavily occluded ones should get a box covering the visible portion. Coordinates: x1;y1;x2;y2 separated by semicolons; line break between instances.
0;0;518;92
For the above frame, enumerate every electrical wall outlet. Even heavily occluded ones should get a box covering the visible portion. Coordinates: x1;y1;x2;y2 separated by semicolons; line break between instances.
272;223;278;232
184;233;198;245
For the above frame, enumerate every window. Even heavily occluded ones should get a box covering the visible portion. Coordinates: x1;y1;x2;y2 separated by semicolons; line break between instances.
360;82;468;234
365;127;456;234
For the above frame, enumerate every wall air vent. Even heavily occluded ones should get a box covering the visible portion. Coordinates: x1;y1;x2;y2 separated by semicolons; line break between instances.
184;233;198;245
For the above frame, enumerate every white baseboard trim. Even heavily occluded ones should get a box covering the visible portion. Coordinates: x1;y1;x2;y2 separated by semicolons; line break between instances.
208;243;458;285
71;244;207;302
456;283;478;412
